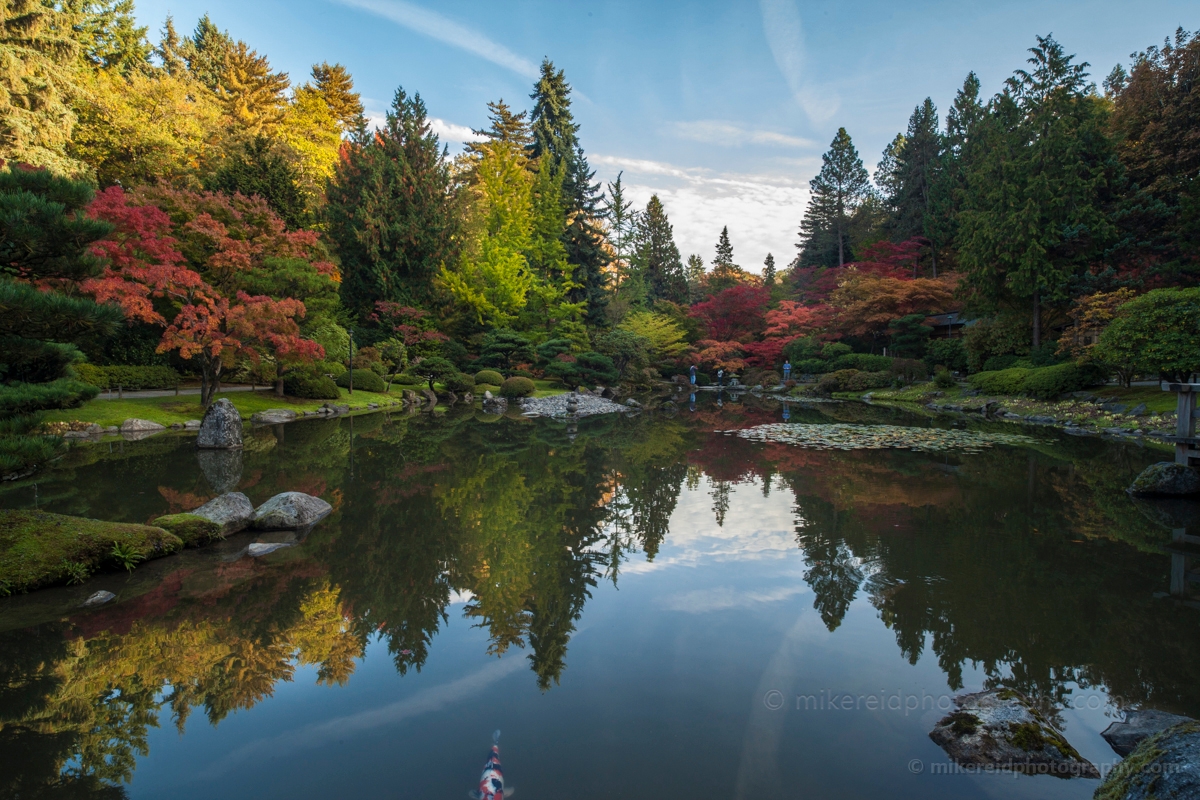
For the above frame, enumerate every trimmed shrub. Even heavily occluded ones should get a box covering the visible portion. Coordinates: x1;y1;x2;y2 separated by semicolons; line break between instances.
829;353;893;373
816;369;861;394
934;366;956;389
474;369;503;386
335;369;386;393
393;372;424;385
968;367;1031;395
756;371;781;387
926;338;968;372
794;358;826;375
981;354;1021;372
444;373;475;393
1022;362;1107;400
322;360;347;377
510;369;534;378
74;364;180;391
284;369;339;399
499;376;536;398
843;370;892;391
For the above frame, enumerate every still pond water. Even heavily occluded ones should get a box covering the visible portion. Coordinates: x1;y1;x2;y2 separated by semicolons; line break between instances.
1;397;1198;799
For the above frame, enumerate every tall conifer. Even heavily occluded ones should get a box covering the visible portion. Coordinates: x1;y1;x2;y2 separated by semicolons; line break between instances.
797;128;872;267
632;195;685;303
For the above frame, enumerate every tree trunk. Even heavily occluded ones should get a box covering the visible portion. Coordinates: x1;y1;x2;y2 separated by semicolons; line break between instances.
930;247;937;279
1032;290;1041;349
837;222;845;267
275;377;284;397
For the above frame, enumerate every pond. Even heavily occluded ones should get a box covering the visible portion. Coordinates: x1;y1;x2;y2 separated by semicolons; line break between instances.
1;397;1197;799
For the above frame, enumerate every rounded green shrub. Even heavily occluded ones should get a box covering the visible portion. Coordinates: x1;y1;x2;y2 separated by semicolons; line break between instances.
934;366;956;389
335;369;385;393
444;373;475;393
284;369;340;399
474;369;503;386
499;376;536;398
322;360;347;377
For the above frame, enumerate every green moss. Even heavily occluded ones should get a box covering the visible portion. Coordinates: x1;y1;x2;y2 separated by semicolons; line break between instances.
1093;722;1200;800
152;513;222;547
947;711;980;736
1008;721;1079;760
0;509;183;593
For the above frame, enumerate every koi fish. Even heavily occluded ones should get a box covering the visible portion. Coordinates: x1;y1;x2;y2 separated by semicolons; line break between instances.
470;730;514;799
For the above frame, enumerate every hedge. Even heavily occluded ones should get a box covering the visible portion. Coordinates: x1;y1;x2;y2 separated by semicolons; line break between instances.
334;369;385;393
74;364;181;391
499;376;536;398
474;369;503;386
828;353;893;373
967;362;1106;399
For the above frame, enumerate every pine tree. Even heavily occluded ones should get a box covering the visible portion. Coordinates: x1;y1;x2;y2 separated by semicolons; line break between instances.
63;0;151;75
890;98;943;274
219;40;289;134
0;0;82;173
0;166;123;476
155;15;186;76
685;253;706;303
204;136;308;229
959;36;1118;347
470;99;532;150
326;87;461;316
528;59;607;324
310;61;364;134
604;172;636;294
180;14;232;92
797;127;872;267
928;73;985;266
875;133;905;209
763;253;776;286
707;226;748;294
631;195;685;303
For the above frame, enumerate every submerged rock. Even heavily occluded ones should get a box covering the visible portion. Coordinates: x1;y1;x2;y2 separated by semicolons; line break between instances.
1128;462;1200;497
190;492;255;535
81;590;116;607
251;492;332;530
247;541;293;557
928;689;1098;778
1102;710;1194;757
250;408;297;425
197;398;243;449
1094;721;1200;799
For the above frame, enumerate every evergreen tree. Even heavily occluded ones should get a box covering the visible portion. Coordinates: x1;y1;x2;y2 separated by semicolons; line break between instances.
179;14;233;92
469;99;532;151
62;0;150;75
326;87;461;316
603;171;636;295
310;61;364;134
890;98;943;274
685;253;706;303
204;136;308;229
0;0;82;173
959;35;1118;347
528;59;607;324
631;195;685;303
706;226;748;294
797;127;872;267
875;133;905;210
0;166;123;476
154;15;185;75
927;73;986;269
763;253;777;286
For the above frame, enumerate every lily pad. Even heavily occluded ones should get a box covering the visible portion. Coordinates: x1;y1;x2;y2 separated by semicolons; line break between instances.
730;423;1040;454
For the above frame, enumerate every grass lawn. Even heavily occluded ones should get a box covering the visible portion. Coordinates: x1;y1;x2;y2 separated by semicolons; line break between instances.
43;386;405;428
843;382;1176;413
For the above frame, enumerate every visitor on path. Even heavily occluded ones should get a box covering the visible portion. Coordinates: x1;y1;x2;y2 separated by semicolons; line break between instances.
718;369;724;388
690;364;697;385
783;360;791;383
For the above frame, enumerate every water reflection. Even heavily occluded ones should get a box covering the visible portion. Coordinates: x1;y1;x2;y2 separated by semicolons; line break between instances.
0;399;1198;796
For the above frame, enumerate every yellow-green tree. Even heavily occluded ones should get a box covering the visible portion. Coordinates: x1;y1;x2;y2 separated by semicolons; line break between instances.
219;40;288;134
278;85;342;211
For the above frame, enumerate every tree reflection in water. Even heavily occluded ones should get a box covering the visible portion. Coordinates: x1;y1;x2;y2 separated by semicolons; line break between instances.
0;398;1198;794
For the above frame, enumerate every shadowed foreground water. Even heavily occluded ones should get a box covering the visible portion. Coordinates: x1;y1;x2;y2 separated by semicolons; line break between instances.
1;397;1197;799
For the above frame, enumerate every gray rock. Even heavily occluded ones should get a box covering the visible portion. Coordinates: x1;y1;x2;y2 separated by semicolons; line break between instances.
81;590;116;608
121;418;165;432
624;398;642;408
1028;415;1056;424
1130;403;1148;416
250;408;297;425
170;422;183;429
183;419;202;430
103;426;119;434
928;689;1098;778
1101;402;1129;413
368;402;379;409
191;492;255;535
197;448;243;494
247;541;293;557
197;398;243;449
252;492;332;530
1103;710;1194;756
1094;721;1200;798
483;390;493;400
422;388;438;408
1128;462;1200;497
1131;497;1200;530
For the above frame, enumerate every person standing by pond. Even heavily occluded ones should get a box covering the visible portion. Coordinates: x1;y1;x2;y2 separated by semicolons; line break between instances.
783;360;791;383
690;364;697;385
718;368;724;388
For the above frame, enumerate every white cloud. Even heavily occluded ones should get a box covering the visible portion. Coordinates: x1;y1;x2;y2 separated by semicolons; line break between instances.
430;117;485;146
332;0;539;78
672;120;816;149
661;584;809;613
593;154;811;271
759;0;840;123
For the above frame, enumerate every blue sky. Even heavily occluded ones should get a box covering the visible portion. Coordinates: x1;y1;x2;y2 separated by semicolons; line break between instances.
134;0;1195;271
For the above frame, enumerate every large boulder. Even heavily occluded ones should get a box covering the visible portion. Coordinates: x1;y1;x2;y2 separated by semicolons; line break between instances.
929;689;1098;778
1102;710;1194;757
251;408;297;425
1131;497;1200;530
190;492;255;535
1095;721;1200;799
197;398;243;449
1128;462;1200;497
197;448;242;494
251;492;332;530
121;418;165;432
